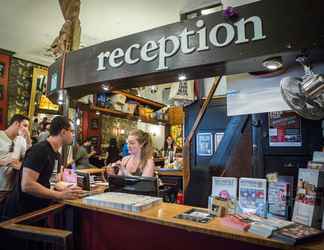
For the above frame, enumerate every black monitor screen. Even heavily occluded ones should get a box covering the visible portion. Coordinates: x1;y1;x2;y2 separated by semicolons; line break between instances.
107;175;158;197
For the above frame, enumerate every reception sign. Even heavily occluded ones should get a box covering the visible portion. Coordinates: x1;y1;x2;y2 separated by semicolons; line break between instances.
48;0;324;95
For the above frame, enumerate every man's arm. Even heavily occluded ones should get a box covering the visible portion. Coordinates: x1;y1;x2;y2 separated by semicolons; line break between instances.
21;168;83;200
0;157;21;169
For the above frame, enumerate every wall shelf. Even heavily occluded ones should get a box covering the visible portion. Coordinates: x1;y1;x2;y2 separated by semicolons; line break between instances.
90;105;168;126
110;90;165;110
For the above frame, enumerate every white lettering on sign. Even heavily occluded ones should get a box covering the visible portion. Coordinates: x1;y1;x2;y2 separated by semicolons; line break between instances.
141;41;158;62
96;16;266;71
125;44;140;64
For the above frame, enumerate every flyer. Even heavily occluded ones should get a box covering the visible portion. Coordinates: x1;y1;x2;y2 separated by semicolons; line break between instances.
292;168;324;228
239;178;267;216
268;111;302;147
212;177;237;200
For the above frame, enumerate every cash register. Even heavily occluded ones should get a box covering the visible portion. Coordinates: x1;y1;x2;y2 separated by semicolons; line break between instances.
107;175;159;197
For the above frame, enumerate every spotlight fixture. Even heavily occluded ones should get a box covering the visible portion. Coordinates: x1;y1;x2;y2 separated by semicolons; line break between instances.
178;74;187;81
262;57;283;71
102;83;111;91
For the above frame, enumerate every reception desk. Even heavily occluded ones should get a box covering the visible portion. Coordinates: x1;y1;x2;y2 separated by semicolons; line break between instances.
63;199;324;250
77;168;184;177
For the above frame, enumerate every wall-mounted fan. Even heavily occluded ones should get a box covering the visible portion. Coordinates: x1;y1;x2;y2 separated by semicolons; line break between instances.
280;56;324;120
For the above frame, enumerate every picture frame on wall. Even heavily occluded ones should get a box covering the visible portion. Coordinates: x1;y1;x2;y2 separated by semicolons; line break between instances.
0;108;3;124
90;118;99;129
0;85;3;100
215;132;224;152
0;62;4;78
197;132;213;156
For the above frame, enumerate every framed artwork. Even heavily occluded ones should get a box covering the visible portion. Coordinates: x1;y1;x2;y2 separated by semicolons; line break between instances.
197;132;213;156
0;85;3;100
0;62;4;78
90;118;99;129
215;132;224;152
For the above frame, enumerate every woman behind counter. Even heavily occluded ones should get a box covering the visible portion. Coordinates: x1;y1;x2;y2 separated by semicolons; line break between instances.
107;129;155;177
105;138;120;165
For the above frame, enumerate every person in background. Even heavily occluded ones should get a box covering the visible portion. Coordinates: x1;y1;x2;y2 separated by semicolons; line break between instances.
31;118;39;137
39;117;48;132
121;139;129;157
107;129;155;177
38;122;50;142
105;138;120;165
88;145;99;166
74;138;96;169
1;116;83;221
0;114;30;205
164;135;177;157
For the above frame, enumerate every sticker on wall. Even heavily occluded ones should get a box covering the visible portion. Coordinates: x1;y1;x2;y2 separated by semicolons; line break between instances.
197;132;213;156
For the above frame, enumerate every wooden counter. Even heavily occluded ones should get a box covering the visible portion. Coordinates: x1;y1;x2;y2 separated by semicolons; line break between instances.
77;168;184;177
77;168;105;175
63;199;324;250
157;169;183;177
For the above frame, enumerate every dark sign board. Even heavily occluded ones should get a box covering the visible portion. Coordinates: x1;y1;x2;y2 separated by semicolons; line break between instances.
48;0;324;95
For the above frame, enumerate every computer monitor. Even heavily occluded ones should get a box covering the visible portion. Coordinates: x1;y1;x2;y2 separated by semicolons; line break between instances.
107;175;158;197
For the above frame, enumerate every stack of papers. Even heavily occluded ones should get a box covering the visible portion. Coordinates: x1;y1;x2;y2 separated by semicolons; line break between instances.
245;214;294;238
83;192;162;212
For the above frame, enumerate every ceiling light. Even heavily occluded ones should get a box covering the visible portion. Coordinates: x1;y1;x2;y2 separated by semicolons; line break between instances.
96;111;100;115
102;84;110;91
262;57;283;71
178;74;186;81
201;5;222;15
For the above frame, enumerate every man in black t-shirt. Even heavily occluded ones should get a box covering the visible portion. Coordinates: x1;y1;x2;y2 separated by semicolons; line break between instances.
1;116;83;220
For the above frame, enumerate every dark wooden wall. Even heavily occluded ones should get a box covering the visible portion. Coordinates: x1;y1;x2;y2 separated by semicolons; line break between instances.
184;98;253;207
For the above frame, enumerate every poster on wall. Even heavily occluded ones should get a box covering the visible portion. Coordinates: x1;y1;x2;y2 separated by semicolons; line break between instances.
197;132;213;156
268;111;302;147
90;119;99;129
0;62;4;78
